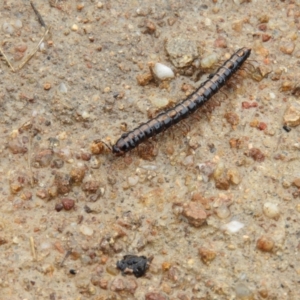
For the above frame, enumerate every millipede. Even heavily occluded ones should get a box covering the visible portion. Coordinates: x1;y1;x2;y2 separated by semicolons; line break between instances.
111;47;251;155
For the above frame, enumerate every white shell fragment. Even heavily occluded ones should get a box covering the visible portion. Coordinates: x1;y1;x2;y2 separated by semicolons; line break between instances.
222;220;245;233
153;63;175;80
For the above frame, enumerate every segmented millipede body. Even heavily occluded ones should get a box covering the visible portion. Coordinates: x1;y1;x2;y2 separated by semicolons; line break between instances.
112;47;251;155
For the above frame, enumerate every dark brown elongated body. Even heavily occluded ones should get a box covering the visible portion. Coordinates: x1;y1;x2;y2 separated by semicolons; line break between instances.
112;47;251;155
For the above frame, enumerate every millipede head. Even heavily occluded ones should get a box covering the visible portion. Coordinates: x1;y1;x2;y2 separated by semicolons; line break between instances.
112;144;125;156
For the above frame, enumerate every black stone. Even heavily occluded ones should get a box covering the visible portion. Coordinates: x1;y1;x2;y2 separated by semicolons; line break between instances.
116;255;150;278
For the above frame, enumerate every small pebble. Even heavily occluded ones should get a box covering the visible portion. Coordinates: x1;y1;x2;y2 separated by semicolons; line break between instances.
280;81;293;92
2;22;14;34
54;172;72;194
204;18;212;27
293;178;300;188
256;235;274;252
34;149;53;167
55;203;64;212
198;247;216;264
280;42;295;55
214;36;227;48
90;140;105;154
143;20;156;34
77;3;84;11
182;155;194;166
242;101;258;109
263;202;280;220
59;83;68;93
222;220;244;233
61;198;75;210
153;63;174;80
249;148;265;162
39;42;46;52
200;53;218;69
82;180;100;193
71;24;78;31
227;169;241;185
70;166;86;184
150;96;169;108
128;176;139;186
215;205;231;219
80;224;94;236
283;102;300;127
136;72;153;86
15;44;27;52
182;202;207;227
97;2;103;8
234;282;253;299
232;19;244;32
44;83;51;90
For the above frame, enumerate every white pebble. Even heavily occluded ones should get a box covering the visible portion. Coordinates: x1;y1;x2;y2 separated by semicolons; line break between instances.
222;220;244;233
82;111;90;119
2;22;14;34
40;242;53;250
269;92;276;99
140;164;157;171
128;176;139;186
80;224;94;236
200;53;218;69
71;24;78;31
97;2;103;8
59;82;68;93
263;202;280;220
153;63;174;80
39;42;45;52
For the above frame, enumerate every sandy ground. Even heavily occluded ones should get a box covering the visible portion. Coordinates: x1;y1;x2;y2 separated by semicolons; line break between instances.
1;0;300;299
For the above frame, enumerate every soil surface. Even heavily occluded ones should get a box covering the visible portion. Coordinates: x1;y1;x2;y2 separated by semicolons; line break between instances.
1;1;300;299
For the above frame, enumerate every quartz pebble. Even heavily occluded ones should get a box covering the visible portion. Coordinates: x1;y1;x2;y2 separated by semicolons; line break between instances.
80;224;94;236
153;63;174;80
128;176;139;186
72;24;78;31
263;202;280;220
234;282;254;299
200;53;218;69
222;220;244;233
215;205;231;219
59;83;68;94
